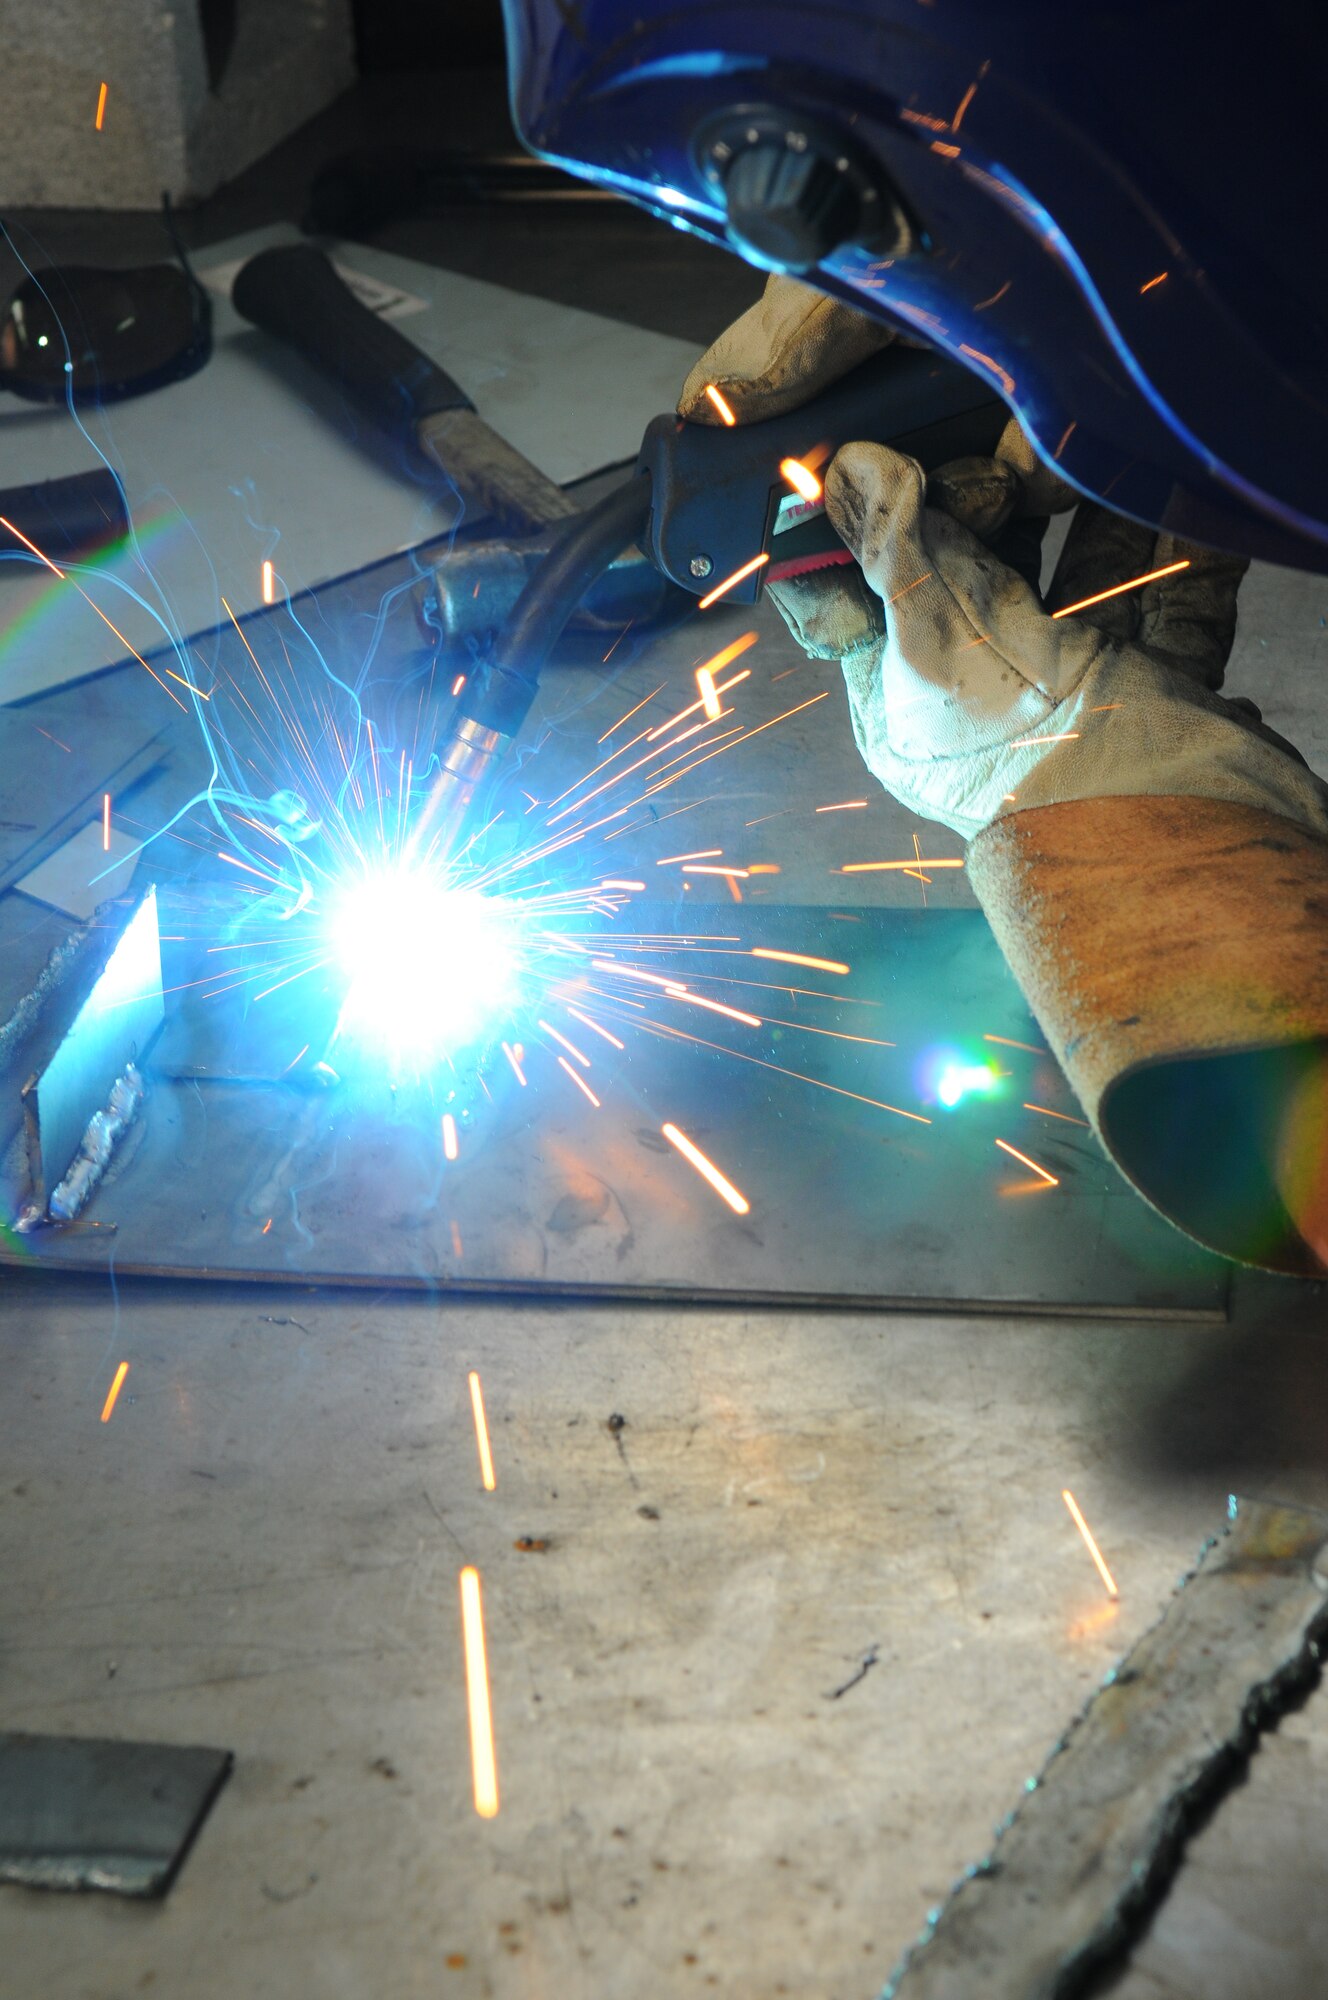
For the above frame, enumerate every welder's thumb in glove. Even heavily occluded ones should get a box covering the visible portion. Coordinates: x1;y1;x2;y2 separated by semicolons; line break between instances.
678;272;895;425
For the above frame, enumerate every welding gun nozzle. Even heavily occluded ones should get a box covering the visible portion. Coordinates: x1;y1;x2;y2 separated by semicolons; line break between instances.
421;714;508;860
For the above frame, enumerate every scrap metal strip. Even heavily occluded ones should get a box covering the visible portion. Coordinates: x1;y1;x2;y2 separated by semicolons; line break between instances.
883;1495;1328;1999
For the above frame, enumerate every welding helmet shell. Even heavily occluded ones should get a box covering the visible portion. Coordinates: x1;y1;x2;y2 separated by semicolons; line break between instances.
500;0;1328;573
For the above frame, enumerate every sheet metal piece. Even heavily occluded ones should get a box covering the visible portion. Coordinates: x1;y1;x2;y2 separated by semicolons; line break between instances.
0;1734;232;1898
20;884;163;1209
883;1496;1328;2000
1;904;1229;1317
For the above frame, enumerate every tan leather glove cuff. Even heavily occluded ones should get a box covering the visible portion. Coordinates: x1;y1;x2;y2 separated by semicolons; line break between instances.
967;796;1328;1274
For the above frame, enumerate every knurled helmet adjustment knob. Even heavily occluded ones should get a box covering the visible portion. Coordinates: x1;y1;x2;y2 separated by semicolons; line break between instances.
723;141;862;270
694;105;919;274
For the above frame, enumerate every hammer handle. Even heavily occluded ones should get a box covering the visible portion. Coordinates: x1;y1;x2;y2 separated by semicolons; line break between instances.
232;244;473;437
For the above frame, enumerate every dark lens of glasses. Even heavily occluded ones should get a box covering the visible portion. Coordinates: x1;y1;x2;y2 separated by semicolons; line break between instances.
1;261;211;406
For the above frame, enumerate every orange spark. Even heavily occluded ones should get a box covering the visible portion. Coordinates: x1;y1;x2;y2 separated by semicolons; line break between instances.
459;1567;499;1816
442;1113;459;1161
661;1123;750;1215
696;665;721;719
102;793;112;851
451;1221;465;1259
539;1019;589;1066
261;1217;273;1234
780;456;822;503
747;863;781;875
558;1055;601;1106
1139;271;1168;294
751;948;847;975
657;848;722;865
726;875;744;904
984;1033;1047;1054
100;1361;129;1423
95;82;108;131
995;1137;1059;1186
838;856;964;874
697;552;769;610
664;986;761;1027
1062;1490;1119;1598
468;1371;496;1491
1009;730;1080;747
931;139;961;159
598;682;664;742
261;558;275;604
600;878;645;891
501;1041;527;1085
683;864;748;879
1024;1102;1089;1127
951;79;978;130
886;570;933;607
705;383;737;425
1051;559;1189;619
565;1005;624;1050
451;672;467;697
647;634;758;737
958;343;1016;395
816;800;868;812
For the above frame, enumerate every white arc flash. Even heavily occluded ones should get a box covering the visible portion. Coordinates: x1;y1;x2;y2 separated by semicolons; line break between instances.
327;868;520;1065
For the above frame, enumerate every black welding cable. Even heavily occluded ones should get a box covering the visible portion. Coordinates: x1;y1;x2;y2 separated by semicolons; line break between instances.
472;473;657;736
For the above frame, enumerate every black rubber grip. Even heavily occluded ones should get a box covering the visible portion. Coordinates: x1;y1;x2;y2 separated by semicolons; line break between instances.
231;244;473;438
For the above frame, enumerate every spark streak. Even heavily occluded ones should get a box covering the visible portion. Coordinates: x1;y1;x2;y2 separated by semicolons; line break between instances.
816;800;868;812
95;82;108;130
102;793;112;851
697;552;769;610
657;849;722;866
1051;559;1189;619
1009;731;1080;747
261;559;275;604
661;1122;750;1215
1024;1103;1089;1127
442;1113;459;1160
501;1041;527;1085
558;1054;601;1106
705;383;737;425
751;948;848;975
468;1371;496;1490
995;1137;1058;1186
780;456;822;502
459;1566;499;1816
539;1020;589;1066
1062;1489;1118;1598
696;666;721;719
100;1361;129;1423
839;858;963;873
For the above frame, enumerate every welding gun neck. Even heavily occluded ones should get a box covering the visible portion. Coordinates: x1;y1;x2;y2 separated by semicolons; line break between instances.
461;471;654;739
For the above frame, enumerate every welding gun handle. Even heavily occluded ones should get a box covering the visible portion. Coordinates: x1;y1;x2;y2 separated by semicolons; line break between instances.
232;245;474;438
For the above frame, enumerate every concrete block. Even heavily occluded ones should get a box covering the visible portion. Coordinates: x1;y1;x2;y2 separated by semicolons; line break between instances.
0;1;356;210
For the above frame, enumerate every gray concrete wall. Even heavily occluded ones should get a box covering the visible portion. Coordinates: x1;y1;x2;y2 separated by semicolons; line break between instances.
0;1;355;208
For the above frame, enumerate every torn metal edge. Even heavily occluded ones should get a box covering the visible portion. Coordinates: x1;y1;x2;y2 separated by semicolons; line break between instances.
880;1495;1328;2000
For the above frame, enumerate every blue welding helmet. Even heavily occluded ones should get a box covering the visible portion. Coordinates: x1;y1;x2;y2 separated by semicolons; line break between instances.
500;1;1328;572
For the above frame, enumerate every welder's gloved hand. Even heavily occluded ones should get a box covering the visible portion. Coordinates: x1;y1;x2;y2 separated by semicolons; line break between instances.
810;443;1328;840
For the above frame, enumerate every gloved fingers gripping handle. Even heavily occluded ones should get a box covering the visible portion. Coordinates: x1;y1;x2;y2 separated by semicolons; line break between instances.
1046;503;1249;689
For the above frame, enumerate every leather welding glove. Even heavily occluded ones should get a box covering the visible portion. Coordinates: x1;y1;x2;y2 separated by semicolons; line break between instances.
681;278;1328;1273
